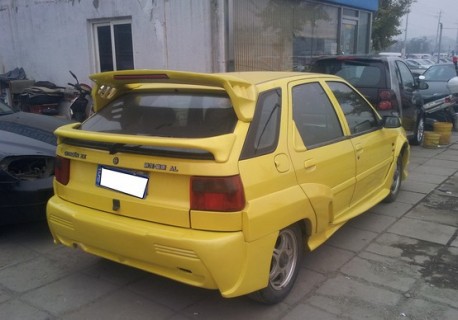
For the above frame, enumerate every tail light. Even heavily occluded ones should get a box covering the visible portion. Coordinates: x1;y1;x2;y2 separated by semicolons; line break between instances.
190;175;246;212
377;89;397;111
55;156;70;185
444;95;455;103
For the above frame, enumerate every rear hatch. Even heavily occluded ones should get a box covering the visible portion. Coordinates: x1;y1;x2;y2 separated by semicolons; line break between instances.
53;70;255;230
311;58;397;113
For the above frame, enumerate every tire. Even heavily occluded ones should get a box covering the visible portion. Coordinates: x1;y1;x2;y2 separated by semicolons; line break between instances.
411;115;425;146
384;156;402;203
249;224;303;304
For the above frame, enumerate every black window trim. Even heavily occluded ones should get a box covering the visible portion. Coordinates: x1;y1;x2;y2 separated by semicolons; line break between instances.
240;88;281;160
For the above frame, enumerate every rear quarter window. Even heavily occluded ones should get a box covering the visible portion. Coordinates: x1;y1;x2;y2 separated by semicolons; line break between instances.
240;89;281;159
81;92;237;138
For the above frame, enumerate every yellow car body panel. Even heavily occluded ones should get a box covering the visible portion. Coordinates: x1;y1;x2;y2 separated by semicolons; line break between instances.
47;196;276;297
47;70;409;300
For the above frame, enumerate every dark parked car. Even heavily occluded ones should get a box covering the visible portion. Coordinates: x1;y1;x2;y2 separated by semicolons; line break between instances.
419;64;457;102
0;100;69;225
310;55;428;145
418;64;458;125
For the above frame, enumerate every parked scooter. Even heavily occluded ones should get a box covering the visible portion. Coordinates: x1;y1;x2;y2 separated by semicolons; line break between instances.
67;71;92;122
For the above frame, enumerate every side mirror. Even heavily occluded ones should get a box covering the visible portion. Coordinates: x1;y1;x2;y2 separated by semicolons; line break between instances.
383;116;402;128
416;75;429;90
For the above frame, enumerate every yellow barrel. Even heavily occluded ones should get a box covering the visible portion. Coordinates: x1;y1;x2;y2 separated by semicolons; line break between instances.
423;131;440;148
433;122;453;145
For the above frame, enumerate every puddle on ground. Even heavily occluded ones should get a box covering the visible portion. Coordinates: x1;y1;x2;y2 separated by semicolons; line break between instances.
421;174;458;212
422;192;458;212
393;240;458;290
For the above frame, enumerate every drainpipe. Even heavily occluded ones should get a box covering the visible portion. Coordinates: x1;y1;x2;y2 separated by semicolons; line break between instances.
211;0;230;72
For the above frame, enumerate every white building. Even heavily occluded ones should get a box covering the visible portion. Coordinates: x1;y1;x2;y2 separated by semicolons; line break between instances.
0;0;378;86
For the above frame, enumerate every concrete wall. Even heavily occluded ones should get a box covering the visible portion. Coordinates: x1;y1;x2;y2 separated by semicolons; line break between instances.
0;0;225;86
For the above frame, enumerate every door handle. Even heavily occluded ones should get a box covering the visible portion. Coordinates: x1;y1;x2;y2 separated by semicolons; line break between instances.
304;159;316;171
354;143;363;159
354;143;363;152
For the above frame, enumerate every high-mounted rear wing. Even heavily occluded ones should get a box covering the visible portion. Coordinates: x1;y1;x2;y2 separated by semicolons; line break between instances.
54;123;237;163
89;70;258;122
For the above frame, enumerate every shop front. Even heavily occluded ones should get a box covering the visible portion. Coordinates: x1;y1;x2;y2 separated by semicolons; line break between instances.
229;0;378;71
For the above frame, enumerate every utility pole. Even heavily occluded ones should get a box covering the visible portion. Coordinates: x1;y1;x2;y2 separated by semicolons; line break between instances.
435;11;442;56
402;13;409;57
455;22;458;55
438;23;443;63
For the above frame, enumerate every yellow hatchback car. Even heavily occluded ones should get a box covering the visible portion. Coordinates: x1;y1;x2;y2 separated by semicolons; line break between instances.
47;70;409;304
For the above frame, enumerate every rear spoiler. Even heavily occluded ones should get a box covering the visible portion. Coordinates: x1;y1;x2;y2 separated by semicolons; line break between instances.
55;123;237;163
89;70;258;122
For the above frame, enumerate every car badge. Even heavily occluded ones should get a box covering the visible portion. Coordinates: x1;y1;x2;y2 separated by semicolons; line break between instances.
113;157;119;165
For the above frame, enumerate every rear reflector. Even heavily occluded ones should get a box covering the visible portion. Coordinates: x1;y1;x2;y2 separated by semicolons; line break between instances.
55;156;70;185
377;89;397;111
190;175;245;212
113;74;169;80
378;100;393;110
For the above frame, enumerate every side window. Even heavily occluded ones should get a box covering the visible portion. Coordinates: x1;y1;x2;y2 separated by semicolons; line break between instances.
292;82;343;148
396;61;415;88
93;20;134;72
240;89;281;159
327;81;379;135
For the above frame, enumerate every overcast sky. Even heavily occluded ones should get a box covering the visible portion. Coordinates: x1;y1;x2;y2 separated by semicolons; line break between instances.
400;0;458;42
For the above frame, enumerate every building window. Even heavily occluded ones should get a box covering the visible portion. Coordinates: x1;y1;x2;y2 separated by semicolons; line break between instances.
357;12;370;53
341;18;358;54
232;1;338;72
93;20;134;72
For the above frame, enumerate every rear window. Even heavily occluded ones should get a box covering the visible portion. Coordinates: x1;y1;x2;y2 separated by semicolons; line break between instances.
311;59;387;88
81;92;237;138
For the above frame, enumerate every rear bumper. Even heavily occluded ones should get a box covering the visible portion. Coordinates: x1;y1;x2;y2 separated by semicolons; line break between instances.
46;195;276;297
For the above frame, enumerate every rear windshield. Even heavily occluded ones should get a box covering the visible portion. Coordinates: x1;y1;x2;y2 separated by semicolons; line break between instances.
312;60;387;88
81;92;237;138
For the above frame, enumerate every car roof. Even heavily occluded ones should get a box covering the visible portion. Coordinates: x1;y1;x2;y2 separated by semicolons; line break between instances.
313;55;399;62
217;71;339;84
428;63;454;67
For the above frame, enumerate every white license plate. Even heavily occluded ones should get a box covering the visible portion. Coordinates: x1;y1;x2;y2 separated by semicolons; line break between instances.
96;166;148;198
